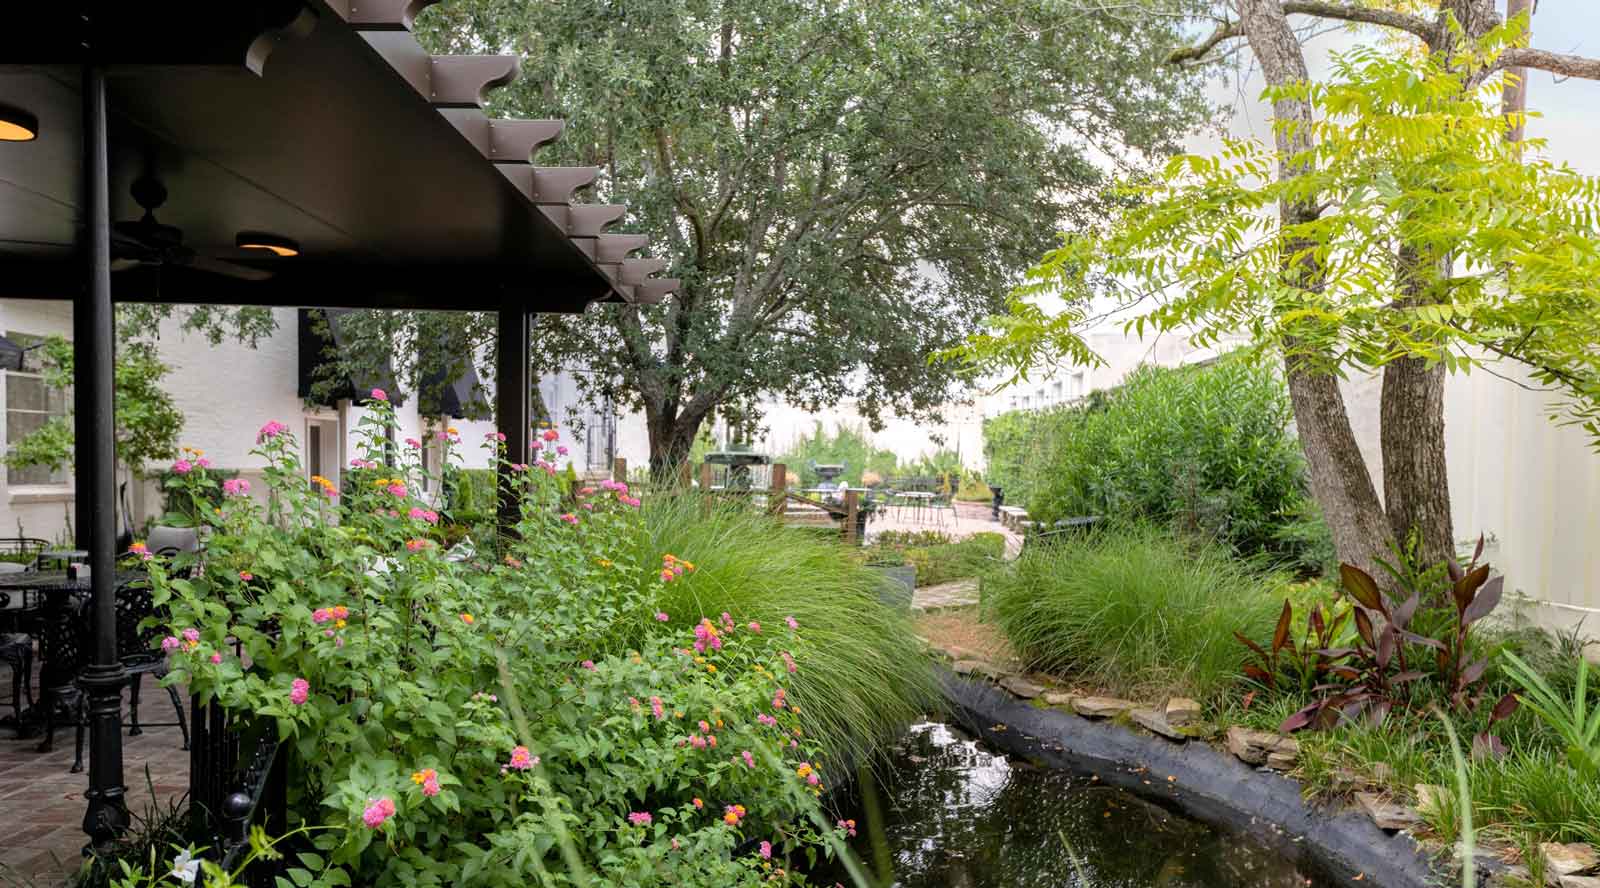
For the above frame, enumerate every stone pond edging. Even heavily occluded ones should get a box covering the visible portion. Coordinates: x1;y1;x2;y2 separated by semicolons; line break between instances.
938;668;1445;888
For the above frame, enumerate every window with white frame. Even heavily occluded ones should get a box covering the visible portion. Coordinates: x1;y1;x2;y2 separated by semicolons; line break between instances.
5;333;70;488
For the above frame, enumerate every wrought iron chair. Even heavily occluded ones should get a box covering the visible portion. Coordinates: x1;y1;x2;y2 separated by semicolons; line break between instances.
0;536;50;572
39;595;90;772
0;595;32;722
115;580;190;749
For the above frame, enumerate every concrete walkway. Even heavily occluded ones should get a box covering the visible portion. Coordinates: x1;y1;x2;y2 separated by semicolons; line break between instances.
911;578;980;611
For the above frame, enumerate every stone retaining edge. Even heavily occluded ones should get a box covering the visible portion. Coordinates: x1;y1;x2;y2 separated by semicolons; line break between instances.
938;668;1448;888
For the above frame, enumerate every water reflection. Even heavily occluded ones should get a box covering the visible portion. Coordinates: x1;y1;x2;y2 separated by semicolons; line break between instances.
815;721;1332;888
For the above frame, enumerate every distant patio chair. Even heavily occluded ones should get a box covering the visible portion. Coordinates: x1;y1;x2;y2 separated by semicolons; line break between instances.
146;525;200;556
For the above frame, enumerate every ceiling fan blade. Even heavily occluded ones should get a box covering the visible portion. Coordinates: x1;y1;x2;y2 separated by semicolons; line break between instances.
174;253;273;282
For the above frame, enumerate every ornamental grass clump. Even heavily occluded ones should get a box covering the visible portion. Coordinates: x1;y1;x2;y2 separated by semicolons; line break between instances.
618;496;938;766
141;395;872;887
984;525;1286;704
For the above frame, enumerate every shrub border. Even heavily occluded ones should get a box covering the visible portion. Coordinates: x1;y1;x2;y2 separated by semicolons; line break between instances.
938;668;1444;888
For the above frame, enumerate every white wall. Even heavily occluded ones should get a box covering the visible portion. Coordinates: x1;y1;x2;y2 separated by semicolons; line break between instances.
0;299;78;542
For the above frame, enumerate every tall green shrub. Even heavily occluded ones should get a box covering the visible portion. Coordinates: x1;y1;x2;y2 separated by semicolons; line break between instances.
777;422;900;488
986;354;1320;564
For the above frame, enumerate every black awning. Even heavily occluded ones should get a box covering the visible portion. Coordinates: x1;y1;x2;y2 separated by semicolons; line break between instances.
0;335;27;372
297;308;399;408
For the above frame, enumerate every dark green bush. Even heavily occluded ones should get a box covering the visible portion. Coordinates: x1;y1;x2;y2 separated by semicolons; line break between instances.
986;353;1324;565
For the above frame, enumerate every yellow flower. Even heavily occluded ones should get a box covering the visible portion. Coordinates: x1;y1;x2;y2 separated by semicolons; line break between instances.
446;427;459;435
461;613;474;624
334;618;347;629
706;665;717;673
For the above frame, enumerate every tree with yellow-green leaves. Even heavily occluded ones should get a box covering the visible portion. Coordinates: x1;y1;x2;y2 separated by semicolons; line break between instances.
946;3;1600;576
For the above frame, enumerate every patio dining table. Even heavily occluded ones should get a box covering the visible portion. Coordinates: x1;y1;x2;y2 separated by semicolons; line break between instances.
0;569;142;742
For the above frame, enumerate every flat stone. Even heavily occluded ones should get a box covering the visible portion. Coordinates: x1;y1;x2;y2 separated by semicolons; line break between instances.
1542;843;1599;880
952;659;1004;679
1225;727;1297;767
1130;708;1186;741
1164;697;1202;726
999;675;1046;699
1559;877;1600;888
1485;865;1533;888
1073;696;1136;718
1354;792;1422;831
1042;691;1077;707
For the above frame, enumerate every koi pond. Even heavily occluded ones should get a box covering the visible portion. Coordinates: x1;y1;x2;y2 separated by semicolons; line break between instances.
816;720;1338;888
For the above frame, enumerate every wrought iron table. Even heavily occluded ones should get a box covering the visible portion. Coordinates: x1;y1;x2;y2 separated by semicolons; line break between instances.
0;570;141;747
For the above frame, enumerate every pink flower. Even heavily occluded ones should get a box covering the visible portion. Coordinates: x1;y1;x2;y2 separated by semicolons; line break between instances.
690;734;708;750
387;482;407;497
720;612;735;632
627;811;652;826
289;677;310;705
182;628;200;643
772;688;787;710
257;420;288;442
238;571;253;581
837;818;857;837
404;437;421;449
655;612;670;622
361;797;394;828
422;776;440;797
757;714;777;727
209;652;223;665
660;569;675;582
581;660;596;671
486;431;507;442
408;506;438;524
650;696;665;720
579;486;596;496
580;502;594;511
313;608;332;624
508;745;537;770
557;445;569;456
748;621;761;633
785;616;799;630
196;457;212;469
615;481;630;495
560;513;579;525
370;388;387;402
760;841;772;859
171;459;193;475
780;651;797;674
161;636;180;653
222;478;251;497
742;750;755;769
542;429;560;442
623;495;641;507
405;539;427;553
128;541;153;562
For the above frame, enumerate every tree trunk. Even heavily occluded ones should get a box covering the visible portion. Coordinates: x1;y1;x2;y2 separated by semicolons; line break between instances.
645;409;705;480
1237;0;1391;575
1379;357;1453;564
1285;352;1391;579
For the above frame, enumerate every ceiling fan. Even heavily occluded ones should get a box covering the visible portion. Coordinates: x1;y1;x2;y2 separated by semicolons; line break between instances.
110;176;274;281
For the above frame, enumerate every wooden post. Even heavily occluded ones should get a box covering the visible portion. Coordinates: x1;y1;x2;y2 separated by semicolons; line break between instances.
612;457;627;483
844;489;859;545
769;463;787;516
699;462;714;518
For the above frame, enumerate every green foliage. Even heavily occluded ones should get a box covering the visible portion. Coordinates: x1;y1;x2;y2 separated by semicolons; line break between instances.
947;24;1600;445
1502;651;1600;780
776;423;899;489
398;0;1215;468
148;407;880;886
862;531;1005;588
989;354;1321;565
614;497;937;765
984;525;1287;705
4;336;185;477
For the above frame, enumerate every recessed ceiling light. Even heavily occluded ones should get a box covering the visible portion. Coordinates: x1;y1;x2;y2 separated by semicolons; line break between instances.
0;104;39;142
236;231;299;257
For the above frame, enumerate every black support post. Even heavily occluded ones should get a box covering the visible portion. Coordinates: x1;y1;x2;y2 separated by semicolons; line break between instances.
76;64;129;853
495;304;530;530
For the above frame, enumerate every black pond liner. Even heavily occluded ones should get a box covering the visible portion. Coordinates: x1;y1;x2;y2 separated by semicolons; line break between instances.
939;669;1445;888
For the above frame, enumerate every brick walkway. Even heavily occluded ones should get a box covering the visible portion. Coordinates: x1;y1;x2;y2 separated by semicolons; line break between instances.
1;668;191;888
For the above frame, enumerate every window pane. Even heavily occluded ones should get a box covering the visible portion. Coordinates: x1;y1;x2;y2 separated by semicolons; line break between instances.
6;374;46;412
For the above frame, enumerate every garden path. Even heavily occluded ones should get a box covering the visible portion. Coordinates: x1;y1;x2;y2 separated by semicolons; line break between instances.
868;502;1023;556
0;668;189;888
911;579;979;611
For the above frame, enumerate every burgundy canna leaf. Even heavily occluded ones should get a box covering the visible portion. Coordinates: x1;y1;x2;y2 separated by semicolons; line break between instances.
1471;732;1507;762
1234;631;1269;659
1376;625;1395;670
1461;576;1504;626
1353;607;1376;649
1489;691;1520;723
1460;659;1488;687
1272;599;1293;655
1341;563;1383;612
1453;564;1490;615
1391;592;1421;631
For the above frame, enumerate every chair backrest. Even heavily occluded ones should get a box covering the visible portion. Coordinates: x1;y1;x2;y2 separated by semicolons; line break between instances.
147;525;200;555
0;536;49;569
115;582;165;660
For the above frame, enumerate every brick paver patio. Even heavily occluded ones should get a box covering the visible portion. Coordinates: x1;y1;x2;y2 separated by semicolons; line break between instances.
1;668;190;888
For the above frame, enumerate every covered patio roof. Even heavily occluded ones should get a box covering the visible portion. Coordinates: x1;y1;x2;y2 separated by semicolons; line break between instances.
0;0;677;856
0;0;678;307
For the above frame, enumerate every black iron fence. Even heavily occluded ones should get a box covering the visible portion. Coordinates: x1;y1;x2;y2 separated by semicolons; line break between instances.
188;696;286;885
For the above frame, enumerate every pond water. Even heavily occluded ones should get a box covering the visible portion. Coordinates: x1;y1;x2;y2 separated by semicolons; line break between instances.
814;720;1337;888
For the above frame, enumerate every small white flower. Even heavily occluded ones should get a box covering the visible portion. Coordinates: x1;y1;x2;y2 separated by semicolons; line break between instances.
170;847;200;884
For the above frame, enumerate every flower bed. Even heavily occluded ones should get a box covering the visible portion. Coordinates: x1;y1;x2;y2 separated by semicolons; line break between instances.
125;394;887;887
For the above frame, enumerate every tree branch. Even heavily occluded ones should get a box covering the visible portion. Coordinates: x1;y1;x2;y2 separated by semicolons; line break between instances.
1167;18;1242;65
1493;47;1600;81
1279;2;1435;42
